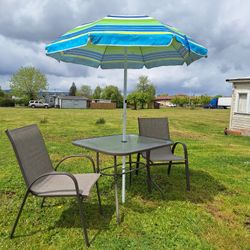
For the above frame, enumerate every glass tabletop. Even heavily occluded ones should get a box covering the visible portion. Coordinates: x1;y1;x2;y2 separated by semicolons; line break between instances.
72;134;173;156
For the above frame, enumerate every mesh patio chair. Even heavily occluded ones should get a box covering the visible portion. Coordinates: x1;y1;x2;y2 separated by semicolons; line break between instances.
6;124;102;247
136;117;190;191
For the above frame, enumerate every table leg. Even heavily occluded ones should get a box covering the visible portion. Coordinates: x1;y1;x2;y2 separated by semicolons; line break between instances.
129;154;132;186
122;156;126;203
96;152;100;173
113;156;120;224
146;151;152;193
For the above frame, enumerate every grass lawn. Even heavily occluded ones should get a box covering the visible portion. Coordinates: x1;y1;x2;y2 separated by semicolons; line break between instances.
0;107;250;249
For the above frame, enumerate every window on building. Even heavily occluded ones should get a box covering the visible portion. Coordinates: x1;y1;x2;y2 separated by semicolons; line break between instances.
237;93;247;113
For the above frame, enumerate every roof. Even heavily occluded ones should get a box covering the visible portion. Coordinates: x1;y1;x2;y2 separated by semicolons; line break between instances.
58;96;89;100
155;95;189;101
226;77;250;83
155;96;174;101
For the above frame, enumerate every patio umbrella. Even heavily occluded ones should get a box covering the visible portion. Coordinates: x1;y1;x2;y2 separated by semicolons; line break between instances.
46;15;207;203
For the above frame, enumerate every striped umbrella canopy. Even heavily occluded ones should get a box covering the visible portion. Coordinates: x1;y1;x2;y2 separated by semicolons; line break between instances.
46;15;207;68
46;15;207;203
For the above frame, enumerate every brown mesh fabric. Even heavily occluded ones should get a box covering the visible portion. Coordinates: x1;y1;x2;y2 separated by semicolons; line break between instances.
138;117;170;140
6;124;54;187
138;117;176;161
31;173;100;197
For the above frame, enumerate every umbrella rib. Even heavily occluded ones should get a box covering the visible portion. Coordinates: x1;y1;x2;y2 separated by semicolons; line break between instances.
171;37;190;64
99;45;109;67
139;46;145;66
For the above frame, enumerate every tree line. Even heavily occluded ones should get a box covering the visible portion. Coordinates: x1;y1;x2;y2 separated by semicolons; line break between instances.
171;95;211;107
68;75;156;109
69;82;123;108
1;66;216;108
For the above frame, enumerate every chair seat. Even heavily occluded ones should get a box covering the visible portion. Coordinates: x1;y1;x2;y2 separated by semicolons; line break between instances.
31;172;100;197
142;146;184;162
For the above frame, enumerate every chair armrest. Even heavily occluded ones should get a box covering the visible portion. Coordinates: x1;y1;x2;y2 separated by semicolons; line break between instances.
172;142;188;161
55;154;96;172
28;172;80;195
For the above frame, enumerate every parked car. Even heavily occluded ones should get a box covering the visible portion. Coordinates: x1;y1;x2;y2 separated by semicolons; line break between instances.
166;103;177;107
203;97;232;109
203;98;218;109
218;97;232;109
28;100;49;108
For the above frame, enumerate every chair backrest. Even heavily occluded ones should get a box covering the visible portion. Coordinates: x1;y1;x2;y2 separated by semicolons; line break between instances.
138;117;170;140
6;124;54;188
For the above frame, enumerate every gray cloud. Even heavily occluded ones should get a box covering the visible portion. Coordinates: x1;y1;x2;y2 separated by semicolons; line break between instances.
1;0;250;96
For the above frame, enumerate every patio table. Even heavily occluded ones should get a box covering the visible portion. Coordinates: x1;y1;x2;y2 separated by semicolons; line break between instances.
73;134;173;223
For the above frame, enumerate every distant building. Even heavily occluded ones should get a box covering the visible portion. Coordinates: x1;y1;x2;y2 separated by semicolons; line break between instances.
226;78;250;136
154;96;174;107
55;96;90;109
41;91;68;107
154;95;189;107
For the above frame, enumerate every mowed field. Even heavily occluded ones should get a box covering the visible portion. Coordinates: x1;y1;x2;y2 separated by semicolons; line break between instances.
0;107;250;249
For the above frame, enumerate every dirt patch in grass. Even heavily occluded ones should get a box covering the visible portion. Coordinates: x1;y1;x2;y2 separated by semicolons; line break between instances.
206;202;237;225
171;130;207;140
245;215;250;230
0;190;16;199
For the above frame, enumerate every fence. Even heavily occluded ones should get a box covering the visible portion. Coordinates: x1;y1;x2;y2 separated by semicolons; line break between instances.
90;102;116;109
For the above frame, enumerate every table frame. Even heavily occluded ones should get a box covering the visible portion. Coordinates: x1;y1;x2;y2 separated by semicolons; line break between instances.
73;134;173;224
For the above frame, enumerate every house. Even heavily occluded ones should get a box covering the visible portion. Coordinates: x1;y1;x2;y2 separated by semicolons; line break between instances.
154;95;190;107
41;91;69;107
226;78;250;136
154;96;175;107
55;96;90;109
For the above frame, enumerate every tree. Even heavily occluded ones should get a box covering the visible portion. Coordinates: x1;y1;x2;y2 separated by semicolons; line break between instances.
93;86;102;99
101;85;123;107
172;96;189;107
136;75;156;109
191;96;200;106
200;95;211;105
158;93;168;97
10;67;47;100
69;82;77;96
127;92;140;110
0;86;5;97
77;85;92;98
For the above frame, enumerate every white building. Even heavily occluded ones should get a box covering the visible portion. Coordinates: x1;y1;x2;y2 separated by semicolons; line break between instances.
154;96;173;107
55;96;89;109
226;78;250;136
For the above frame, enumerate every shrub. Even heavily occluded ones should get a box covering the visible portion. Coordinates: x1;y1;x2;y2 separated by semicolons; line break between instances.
0;98;15;107
40;116;48;124
15;97;29;106
190;104;196;110
95;118;106;125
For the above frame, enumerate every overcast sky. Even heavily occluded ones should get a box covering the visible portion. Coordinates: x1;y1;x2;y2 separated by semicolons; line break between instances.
0;0;250;96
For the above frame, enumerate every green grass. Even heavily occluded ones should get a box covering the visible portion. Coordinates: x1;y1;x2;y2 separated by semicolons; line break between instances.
0;107;250;249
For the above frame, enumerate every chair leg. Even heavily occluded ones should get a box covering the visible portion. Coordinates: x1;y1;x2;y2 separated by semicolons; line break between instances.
95;182;103;215
40;197;46;208
10;190;29;238
136;153;140;176
145;151;152;193
167;161;172;176
77;195;90;247
185;160;190;191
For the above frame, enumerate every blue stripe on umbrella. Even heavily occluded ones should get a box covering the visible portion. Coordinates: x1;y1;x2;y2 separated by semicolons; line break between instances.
57;25;177;41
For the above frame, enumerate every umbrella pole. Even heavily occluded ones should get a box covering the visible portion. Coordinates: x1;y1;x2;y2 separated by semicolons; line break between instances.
122;47;128;204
